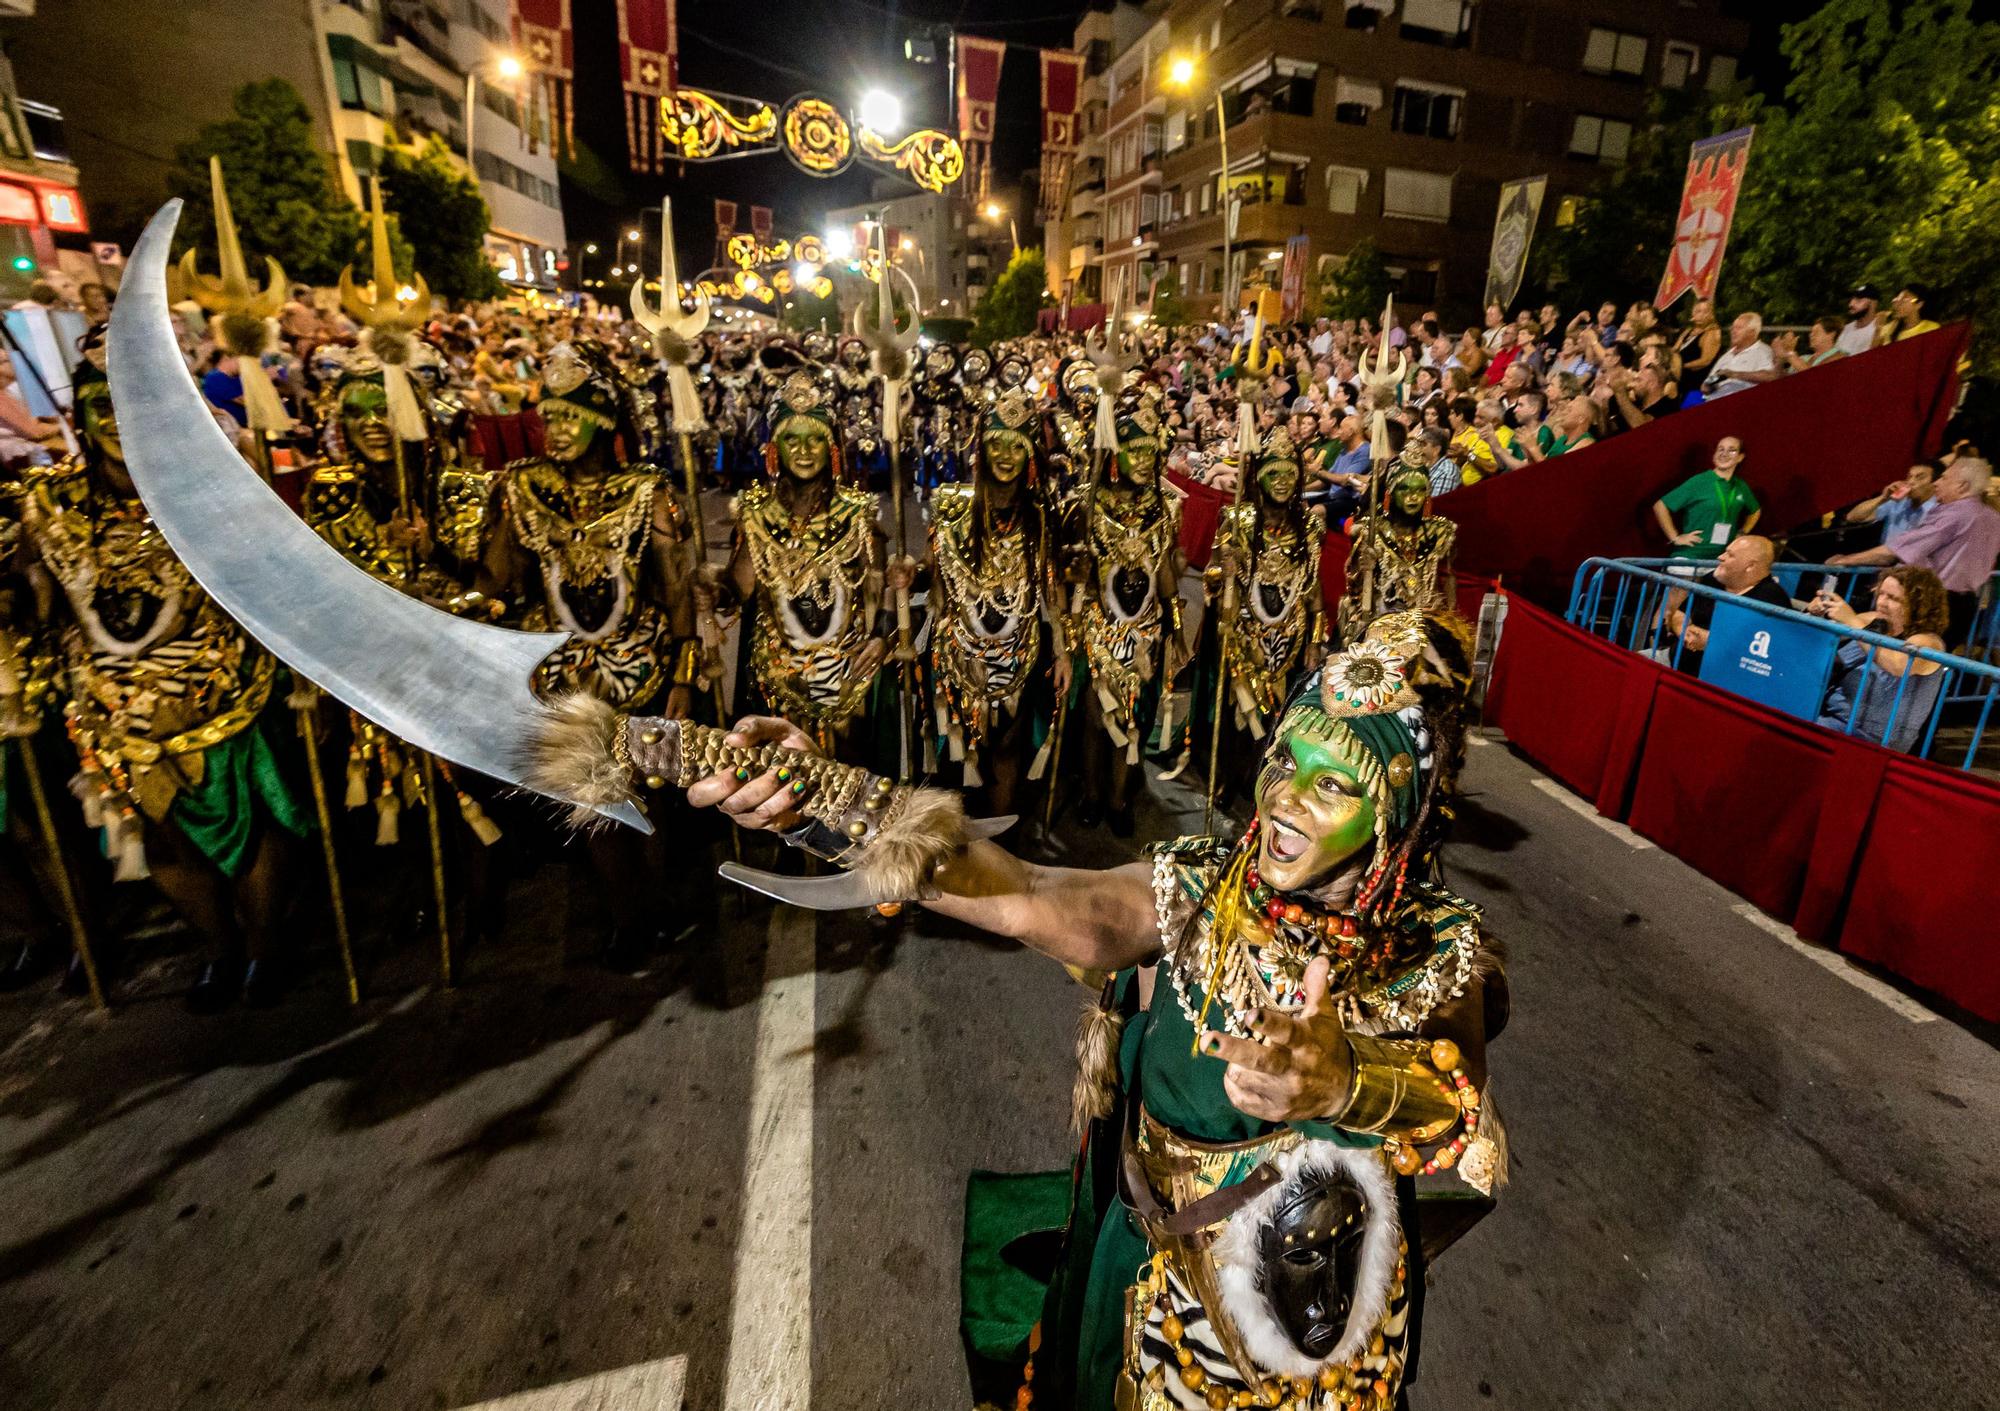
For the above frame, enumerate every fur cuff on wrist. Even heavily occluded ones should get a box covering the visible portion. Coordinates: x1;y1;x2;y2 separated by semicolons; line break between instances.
522;692;634;829
857;785;966;900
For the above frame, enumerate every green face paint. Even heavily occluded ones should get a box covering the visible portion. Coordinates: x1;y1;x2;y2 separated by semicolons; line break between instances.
76;386;121;463
1259;459;1300;504
1118;438;1161;486
1255;712;1378;893
341;383;396;464
541;403;601;463
776;421;832;480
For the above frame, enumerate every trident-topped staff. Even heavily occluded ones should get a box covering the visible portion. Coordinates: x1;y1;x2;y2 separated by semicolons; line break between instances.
179;156;295;472
1202;307;1282;835
336;180;453;987
1353;294;1408;621
630;200;732;732
853;218;924;781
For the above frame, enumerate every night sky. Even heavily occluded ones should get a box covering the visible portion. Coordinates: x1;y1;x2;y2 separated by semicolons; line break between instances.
559;1;1085;275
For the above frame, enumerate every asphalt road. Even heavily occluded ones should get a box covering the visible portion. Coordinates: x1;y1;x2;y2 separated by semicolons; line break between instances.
1;734;1996;1410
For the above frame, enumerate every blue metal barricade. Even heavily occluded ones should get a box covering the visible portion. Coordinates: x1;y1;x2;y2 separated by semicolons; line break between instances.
1565;558;2000;771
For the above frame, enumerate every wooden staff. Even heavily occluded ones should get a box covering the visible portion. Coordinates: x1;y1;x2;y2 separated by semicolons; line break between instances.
12;735;106;1010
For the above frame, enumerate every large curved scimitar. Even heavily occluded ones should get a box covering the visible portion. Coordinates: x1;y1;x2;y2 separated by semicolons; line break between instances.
107;201;649;833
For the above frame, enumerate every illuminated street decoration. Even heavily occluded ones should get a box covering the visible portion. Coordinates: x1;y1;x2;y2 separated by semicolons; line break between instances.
857;125;965;194
782;96;854;176
659;86;964;191
662;88;779;161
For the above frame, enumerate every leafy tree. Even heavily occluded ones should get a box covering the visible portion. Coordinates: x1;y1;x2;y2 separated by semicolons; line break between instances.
1319;238;1393;322
1148;274;1192;330
377;133;503;303
783;280;842;333
972;247;1048;345
1531;0;2000;371
165;80;370;286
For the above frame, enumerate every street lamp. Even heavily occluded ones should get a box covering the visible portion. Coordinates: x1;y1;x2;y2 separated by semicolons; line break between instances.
982;200;1019;255
859;89;902;135
1164;54;1236;315
464;51;524;187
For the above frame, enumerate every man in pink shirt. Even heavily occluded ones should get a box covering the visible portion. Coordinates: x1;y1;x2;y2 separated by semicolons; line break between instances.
1830;458;2000;643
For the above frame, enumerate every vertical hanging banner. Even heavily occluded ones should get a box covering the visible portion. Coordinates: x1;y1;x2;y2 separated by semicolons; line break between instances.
1656;126;1756;309
1482;174;1547;311
1037;49;1085;223
511;0;575;157
616;0;677;173
955;35;1007;203
713;199;738;267
750;205;774;242
1280;234;1311;322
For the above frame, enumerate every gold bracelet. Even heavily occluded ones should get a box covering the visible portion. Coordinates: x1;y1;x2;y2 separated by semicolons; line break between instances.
1331;1033;1463;1142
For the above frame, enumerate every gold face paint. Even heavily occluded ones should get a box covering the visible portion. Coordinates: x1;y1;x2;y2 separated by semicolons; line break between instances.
339;383;395;464
776;420;832;480
1255;709;1379;893
540;402;599;463
1259;458;1300;504
983;430;1029;484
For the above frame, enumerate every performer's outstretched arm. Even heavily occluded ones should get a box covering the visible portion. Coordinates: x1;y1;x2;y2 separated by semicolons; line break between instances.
686;715;1162;973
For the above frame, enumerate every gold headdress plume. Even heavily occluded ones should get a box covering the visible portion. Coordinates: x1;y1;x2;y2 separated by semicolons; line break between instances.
178;156;293;434
337;176;431;441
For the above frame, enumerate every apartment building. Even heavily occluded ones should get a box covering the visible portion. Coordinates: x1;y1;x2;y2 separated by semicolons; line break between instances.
1044;1;1155;314
1069;0;1750;319
4;0;566;292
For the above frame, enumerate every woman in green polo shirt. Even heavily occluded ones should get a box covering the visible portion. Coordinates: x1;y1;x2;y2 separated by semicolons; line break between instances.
1652;436;1762;561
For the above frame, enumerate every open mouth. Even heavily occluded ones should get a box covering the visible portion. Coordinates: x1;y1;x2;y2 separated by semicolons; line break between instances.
1266;816;1309;863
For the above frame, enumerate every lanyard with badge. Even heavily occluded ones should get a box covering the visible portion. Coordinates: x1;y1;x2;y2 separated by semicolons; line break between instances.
1710;474;1745;544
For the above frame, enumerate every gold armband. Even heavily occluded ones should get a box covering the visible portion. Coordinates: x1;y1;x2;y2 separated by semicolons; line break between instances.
1330;1033;1463;1142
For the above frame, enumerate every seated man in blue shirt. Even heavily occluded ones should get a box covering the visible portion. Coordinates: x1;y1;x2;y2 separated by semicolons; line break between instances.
1304;410;1373;523
201;351;247;427
1843;461;1937;543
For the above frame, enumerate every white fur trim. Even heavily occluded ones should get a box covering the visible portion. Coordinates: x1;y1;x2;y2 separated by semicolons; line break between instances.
1212;1140;1400;1378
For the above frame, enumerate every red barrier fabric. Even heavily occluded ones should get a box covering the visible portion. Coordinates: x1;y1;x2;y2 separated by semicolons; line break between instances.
1838;762;2000;1022
1484;596;1638;800
468;412;544;467
1486;594;2000;1022
1625;675;1837;921
1443;326;1968;603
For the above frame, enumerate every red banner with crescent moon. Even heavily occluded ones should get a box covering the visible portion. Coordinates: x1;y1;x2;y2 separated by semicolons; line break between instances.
1656;126;1756;309
1038;49;1085;223
617;0;677;172
955;34;1007;202
511;0;574;157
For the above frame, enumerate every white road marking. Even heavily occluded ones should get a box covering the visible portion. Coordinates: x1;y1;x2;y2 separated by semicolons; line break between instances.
722;904;817;1410
1730;903;1938;1025
451;1356;686;1409
1528;778;1655;849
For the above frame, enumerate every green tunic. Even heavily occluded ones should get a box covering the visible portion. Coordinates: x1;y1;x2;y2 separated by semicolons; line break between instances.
964;840;1482;1409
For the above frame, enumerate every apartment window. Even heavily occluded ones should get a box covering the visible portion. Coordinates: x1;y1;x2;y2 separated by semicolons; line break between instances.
1661;41;1699;89
1143;119;1163;158
1184;187;1196;217
1583;28;1648;78
1141;192;1160;228
1166;110;1188;151
1400;0;1470;48
1568;114;1631;164
328;35;392;117
1325;164;1368;215
1200;181;1213;214
1382;168;1452;221
1707;54;1740;90
1344;0;1390;30
1333;76;1382;126
1554;194;1583;228
345;139;384;176
1391;81;1462;140
1210;17;1222;50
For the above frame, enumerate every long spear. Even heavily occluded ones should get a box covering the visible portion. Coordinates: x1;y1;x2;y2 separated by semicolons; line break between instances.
1353;294;1407;623
1203;308;1280;836
855;220;924;782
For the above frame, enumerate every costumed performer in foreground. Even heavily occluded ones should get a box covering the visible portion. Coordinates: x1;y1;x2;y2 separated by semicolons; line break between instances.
528;609;1507;1411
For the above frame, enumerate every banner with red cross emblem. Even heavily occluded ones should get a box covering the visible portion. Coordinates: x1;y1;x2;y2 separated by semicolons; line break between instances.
617;0;678;172
1656;126;1756;309
511;0;575;157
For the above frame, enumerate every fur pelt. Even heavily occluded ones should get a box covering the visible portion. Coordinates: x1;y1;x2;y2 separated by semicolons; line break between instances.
857;786;966;900
1212;1141;1401;1379
520;691;635;829
1071;995;1126;1133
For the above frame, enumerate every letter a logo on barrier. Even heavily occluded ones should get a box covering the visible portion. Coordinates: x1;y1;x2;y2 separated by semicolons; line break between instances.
1749;631;1771;659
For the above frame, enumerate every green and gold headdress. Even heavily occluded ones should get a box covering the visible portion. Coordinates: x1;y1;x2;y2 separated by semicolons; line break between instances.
770;370;835;439
538;342;623;433
983;388;1038;442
